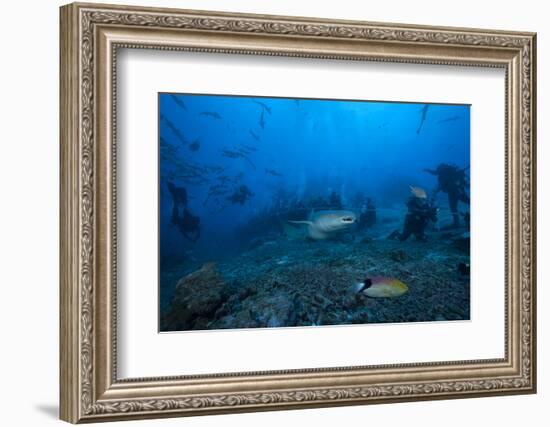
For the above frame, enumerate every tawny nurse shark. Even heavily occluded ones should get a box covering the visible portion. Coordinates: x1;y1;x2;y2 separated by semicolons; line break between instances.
287;209;357;240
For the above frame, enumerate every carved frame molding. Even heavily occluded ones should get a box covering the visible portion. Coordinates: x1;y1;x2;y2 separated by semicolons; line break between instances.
60;2;536;423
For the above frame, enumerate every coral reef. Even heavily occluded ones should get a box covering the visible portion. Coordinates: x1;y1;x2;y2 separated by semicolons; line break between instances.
161;262;228;331
161;223;470;331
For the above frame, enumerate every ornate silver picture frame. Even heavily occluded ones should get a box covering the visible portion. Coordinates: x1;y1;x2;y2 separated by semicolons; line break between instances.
60;2;536;423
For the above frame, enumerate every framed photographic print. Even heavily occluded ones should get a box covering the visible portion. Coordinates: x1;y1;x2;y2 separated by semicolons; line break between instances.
158;93;472;332
60;2;537;423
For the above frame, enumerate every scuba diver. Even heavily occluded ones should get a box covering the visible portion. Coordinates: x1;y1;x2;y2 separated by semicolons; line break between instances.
423;163;470;228
172;207;201;242
358;198;377;229
167;181;201;242
227;185;254;205
167;181;188;206
388;186;438;242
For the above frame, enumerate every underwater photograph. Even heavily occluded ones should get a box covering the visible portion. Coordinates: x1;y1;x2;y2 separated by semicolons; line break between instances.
158;93;470;332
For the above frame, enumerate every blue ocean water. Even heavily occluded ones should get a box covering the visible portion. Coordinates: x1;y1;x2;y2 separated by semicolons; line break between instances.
158;93;470;326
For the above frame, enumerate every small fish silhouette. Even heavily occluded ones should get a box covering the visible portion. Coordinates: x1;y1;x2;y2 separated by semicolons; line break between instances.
200;111;222;119
161;114;187;146
253;100;272;114
169;94;187;111
189;139;200;152
221;148;256;169
437;115;461;124
416;105;430;134
259;110;266;129
265;168;283;177
249;130;260;142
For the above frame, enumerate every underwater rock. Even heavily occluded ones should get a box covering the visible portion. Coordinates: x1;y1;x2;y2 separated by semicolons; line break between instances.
239;285;257;300
267;315;283;328
161;262;228;331
348;310;370;324
221;310;258;329
193;317;210;330
250;294;294;327
342;292;361;310
312;293;333;308
286;294;304;326
319;310;343;325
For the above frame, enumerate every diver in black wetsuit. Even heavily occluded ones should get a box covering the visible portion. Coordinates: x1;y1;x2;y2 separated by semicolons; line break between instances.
167;181;188;206
389;189;438;242
172;207;201;242
423;163;469;228
358;198;377;230
227;185;254;205
167;181;201;242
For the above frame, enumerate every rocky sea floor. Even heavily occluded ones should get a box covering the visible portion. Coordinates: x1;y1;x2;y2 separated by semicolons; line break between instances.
160;218;470;332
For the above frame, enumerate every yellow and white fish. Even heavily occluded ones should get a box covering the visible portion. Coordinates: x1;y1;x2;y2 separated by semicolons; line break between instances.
409;185;427;199
354;276;409;298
